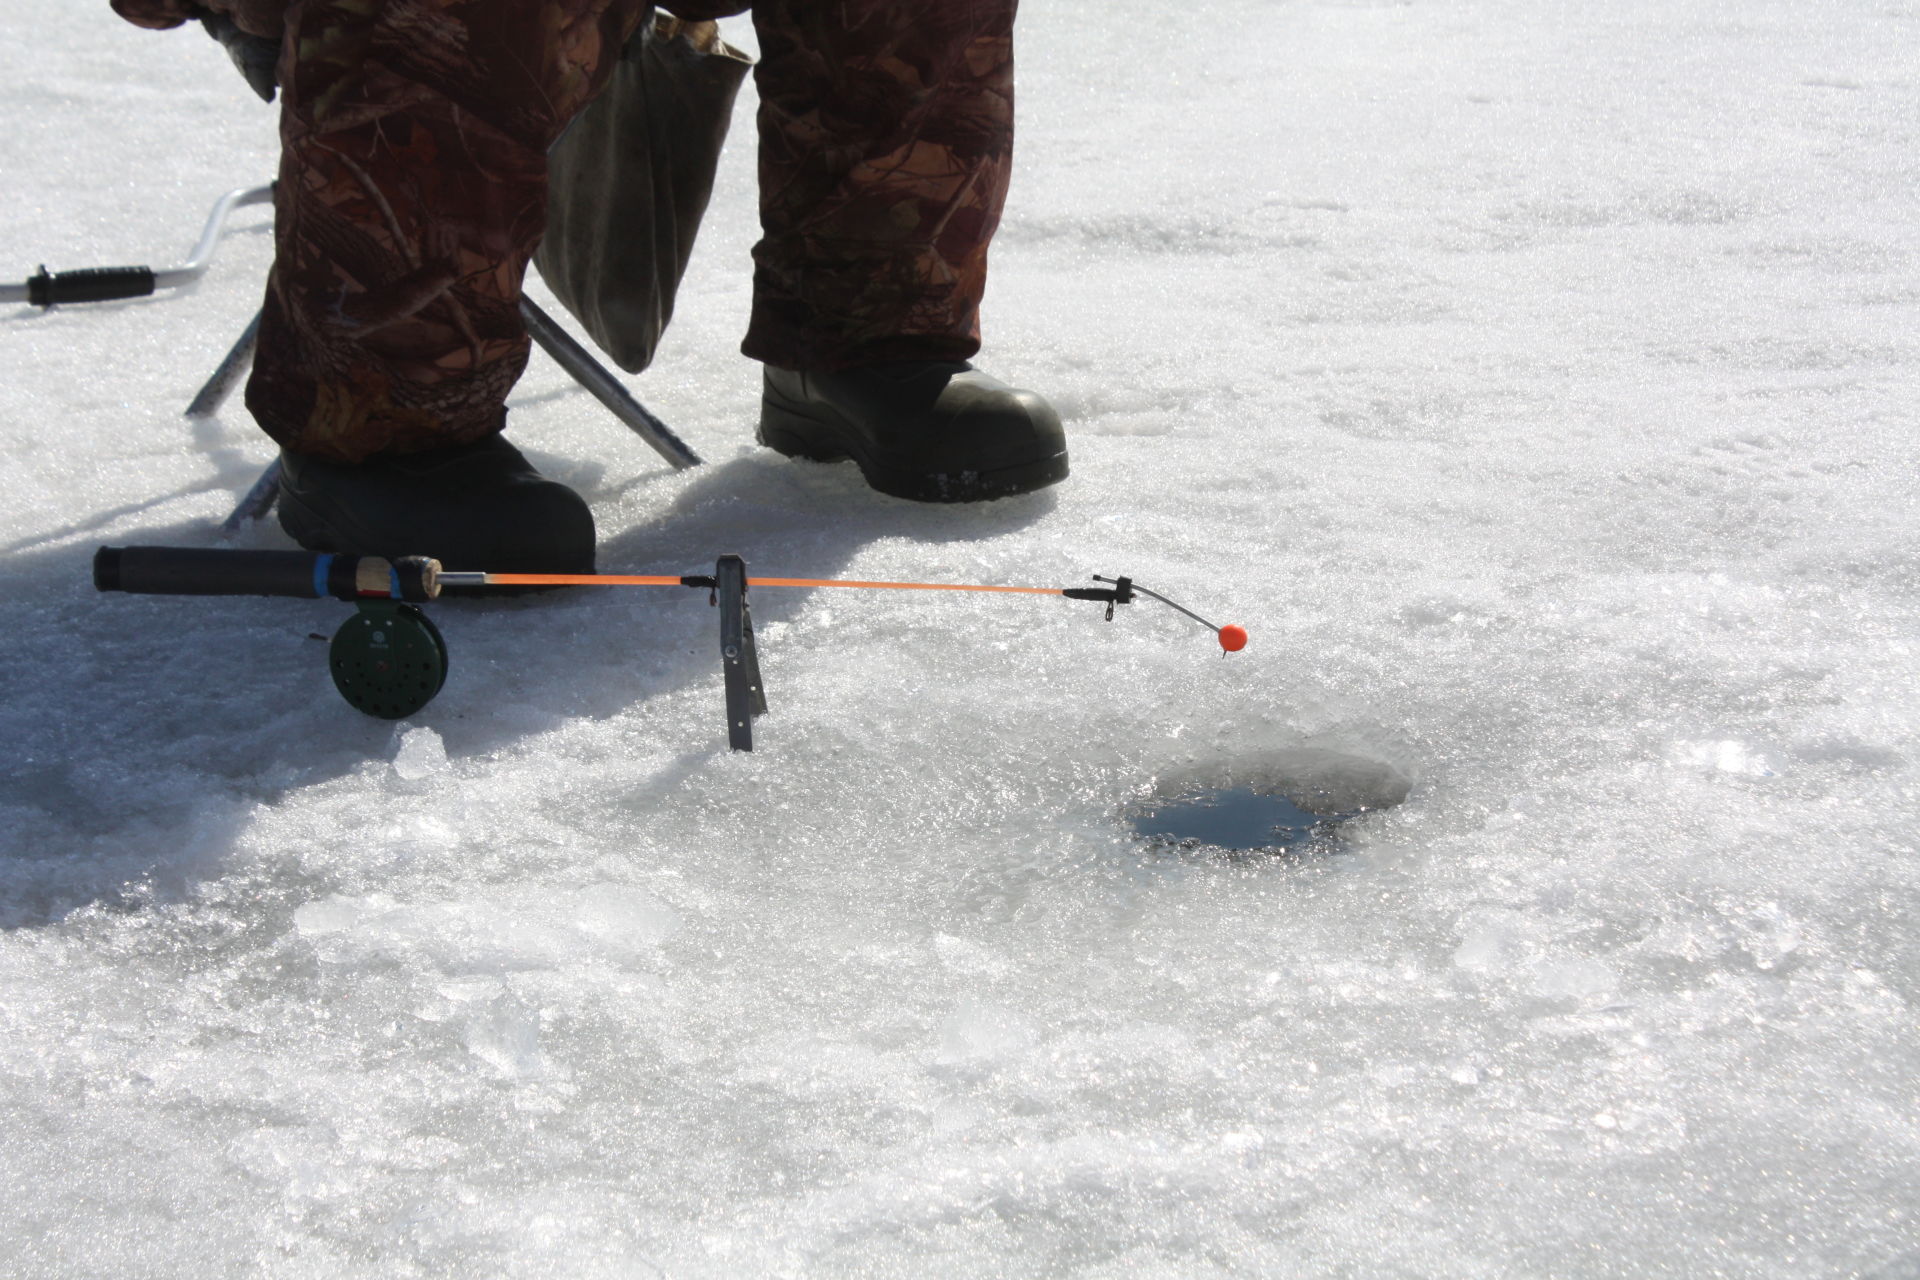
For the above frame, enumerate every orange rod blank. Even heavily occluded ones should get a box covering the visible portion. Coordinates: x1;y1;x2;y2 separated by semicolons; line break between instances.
486;573;689;587
746;577;1062;595
483;572;1064;596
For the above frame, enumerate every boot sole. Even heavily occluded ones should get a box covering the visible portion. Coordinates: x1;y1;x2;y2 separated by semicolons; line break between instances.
757;398;1069;504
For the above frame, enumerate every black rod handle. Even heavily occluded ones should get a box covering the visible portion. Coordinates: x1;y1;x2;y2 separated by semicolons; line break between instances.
94;547;440;601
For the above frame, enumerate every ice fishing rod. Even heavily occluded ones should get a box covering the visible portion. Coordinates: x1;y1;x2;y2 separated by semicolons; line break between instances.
94;546;1247;751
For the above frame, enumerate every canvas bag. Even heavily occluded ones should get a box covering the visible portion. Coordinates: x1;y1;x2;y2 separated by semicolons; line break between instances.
534;12;753;373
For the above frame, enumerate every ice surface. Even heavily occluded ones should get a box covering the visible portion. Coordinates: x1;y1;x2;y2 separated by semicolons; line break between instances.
4;1;1920;1276
391;725;449;781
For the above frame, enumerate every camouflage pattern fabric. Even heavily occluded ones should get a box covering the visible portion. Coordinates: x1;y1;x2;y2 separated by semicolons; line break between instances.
112;0;1020;462
742;0;1018;372
112;0;285;37
250;0;657;460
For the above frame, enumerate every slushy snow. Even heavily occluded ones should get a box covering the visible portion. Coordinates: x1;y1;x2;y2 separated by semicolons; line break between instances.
4;1;1919;1276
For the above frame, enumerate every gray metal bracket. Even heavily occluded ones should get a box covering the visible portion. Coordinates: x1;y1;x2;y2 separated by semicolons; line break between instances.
714;554;767;751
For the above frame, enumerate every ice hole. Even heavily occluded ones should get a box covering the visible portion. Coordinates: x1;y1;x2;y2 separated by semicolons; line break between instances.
1128;749;1411;855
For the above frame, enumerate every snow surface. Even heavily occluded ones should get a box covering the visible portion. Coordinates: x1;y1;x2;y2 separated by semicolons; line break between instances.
4;1;1920;1276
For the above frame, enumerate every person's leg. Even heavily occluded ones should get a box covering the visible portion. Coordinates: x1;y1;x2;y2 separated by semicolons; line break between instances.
253;0;650;462
744;0;1067;502
254;0;651;569
744;0;1016;372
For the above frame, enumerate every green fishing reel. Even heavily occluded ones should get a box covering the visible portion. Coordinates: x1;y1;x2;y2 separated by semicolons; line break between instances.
90;546;452;721
328;599;449;720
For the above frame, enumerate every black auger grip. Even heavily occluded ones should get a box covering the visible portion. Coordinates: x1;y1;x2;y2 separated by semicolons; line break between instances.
28;265;157;307
94;547;440;602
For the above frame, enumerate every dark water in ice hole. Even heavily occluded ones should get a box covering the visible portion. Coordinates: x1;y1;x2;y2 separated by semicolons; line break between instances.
1130;786;1354;854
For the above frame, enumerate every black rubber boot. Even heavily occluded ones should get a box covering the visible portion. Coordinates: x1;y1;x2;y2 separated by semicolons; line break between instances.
276;436;596;574
758;362;1069;503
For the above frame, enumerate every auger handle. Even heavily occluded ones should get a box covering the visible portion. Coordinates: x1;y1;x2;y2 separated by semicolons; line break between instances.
94;547;440;601
27;265;157;306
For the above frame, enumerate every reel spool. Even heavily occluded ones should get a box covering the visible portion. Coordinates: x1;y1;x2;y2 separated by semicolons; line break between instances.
328;600;448;719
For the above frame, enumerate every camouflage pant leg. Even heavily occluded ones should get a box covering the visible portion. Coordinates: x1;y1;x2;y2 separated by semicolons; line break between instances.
742;0;1019;372
250;0;651;462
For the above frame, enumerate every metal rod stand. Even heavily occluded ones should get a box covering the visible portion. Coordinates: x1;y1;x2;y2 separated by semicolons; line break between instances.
520;298;700;469
715;554;767;751
187;309;260;420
